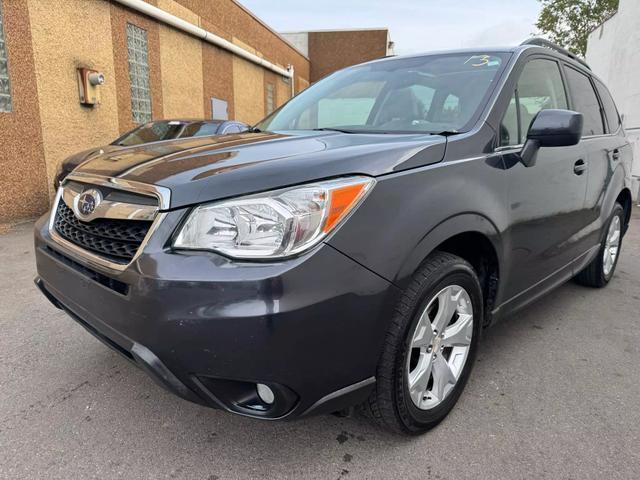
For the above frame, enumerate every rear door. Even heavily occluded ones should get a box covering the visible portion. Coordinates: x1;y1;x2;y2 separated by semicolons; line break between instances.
499;57;588;301
563;69;627;254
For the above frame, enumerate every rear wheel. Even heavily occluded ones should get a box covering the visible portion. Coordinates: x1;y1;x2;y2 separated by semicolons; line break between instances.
361;251;482;434
575;203;624;288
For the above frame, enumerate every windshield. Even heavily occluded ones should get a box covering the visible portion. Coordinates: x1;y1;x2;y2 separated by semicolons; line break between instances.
257;53;509;134
114;121;223;146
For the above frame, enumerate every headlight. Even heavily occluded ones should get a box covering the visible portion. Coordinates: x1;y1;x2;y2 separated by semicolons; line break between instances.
173;176;375;259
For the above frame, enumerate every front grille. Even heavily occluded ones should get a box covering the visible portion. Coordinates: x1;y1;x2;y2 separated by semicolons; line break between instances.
53;201;152;263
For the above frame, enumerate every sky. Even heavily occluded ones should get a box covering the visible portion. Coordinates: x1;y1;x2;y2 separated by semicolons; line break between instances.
238;0;543;55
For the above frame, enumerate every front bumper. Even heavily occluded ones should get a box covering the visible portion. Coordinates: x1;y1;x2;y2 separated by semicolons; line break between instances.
34;212;399;419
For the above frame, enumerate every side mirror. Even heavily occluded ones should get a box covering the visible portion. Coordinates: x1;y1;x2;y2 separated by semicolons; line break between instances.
520;109;583;167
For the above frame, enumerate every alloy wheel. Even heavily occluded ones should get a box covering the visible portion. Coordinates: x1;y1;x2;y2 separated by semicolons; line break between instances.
603;215;621;277
406;285;474;410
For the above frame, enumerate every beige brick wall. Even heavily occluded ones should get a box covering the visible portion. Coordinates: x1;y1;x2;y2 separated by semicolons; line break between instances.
27;0;120;196
0;0;49;223
232;38;265;124
0;0;312;223
157;0;204;119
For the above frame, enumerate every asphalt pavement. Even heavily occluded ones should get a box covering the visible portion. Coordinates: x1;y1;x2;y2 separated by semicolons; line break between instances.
1;208;639;479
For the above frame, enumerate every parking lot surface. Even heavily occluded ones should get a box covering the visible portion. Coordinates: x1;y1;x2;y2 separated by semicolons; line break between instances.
1;208;639;479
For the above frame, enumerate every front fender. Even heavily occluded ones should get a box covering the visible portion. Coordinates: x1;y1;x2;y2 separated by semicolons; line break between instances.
327;154;508;290
395;213;503;286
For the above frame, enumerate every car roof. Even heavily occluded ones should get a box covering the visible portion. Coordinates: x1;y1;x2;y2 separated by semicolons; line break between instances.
362;44;593;77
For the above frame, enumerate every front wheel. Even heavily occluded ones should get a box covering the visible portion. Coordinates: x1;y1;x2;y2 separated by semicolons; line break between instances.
361;251;482;435
575;203;624;288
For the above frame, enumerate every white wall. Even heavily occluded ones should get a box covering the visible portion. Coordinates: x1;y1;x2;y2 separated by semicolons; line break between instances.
586;0;640;201
280;32;309;57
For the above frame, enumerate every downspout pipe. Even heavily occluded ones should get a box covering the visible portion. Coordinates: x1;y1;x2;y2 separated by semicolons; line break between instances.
112;0;294;80
288;65;295;97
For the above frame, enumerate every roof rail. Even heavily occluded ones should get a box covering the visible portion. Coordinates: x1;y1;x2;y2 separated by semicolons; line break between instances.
520;37;591;71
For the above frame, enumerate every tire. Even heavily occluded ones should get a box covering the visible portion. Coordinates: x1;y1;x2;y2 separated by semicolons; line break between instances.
574;203;624;288
360;251;483;435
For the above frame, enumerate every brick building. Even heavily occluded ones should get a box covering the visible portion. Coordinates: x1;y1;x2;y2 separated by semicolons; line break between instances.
0;0;391;223
282;28;394;82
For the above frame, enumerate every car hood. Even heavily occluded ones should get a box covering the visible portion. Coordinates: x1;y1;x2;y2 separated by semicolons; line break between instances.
73;131;447;209
62;145;123;172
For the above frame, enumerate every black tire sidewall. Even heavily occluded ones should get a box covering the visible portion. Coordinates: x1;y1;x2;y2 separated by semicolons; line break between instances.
394;263;483;432
599;204;624;284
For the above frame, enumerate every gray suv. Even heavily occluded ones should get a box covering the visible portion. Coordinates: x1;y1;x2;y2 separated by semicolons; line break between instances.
34;39;634;434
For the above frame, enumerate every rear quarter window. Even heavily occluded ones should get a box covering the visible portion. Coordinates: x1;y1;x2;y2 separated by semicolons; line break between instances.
594;79;621;133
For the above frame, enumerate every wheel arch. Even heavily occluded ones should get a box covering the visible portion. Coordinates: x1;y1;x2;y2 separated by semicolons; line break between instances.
601;162;632;237
396;213;503;327
616;187;632;236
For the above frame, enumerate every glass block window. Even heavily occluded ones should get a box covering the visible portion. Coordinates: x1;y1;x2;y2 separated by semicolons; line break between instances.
126;23;151;123
266;83;275;115
0;0;12;113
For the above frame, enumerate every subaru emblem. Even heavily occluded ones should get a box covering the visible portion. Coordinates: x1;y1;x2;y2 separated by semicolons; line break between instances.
75;189;102;219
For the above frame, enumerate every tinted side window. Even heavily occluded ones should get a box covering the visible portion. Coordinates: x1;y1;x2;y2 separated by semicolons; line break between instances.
183;122;221;137
564;67;605;136
500;59;568;146
116;122;183;146
500;92;519;146
222;124;242;134
594;79;621;133
517;59;568;136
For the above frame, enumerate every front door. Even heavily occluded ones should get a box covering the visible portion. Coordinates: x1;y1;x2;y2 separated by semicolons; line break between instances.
499;57;589;301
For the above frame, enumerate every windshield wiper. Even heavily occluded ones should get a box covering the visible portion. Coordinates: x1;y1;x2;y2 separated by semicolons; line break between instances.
312;127;361;134
432;130;460;137
314;128;461;136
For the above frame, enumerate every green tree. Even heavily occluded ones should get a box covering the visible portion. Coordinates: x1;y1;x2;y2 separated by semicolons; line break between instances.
536;0;619;57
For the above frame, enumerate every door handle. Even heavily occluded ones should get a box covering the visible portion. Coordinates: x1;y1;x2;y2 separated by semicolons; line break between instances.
573;159;587;175
612;149;620;161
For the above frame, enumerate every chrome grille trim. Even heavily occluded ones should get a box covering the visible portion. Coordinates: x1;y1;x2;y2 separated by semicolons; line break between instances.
48;175;171;272
61;181;158;222
64;172;171;209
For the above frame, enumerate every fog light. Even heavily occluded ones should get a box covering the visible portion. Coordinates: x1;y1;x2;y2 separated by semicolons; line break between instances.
256;383;275;404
